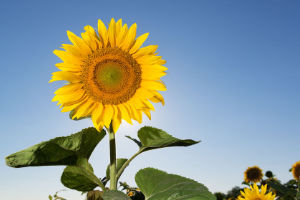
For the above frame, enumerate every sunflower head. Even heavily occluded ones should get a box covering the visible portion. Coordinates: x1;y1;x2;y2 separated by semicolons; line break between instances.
265;171;273;179
244;166;263;183
291;161;300;180
237;184;275;200
50;18;167;132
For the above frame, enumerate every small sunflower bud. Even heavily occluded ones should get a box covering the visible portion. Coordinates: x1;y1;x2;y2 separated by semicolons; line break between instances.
86;190;103;200
265;170;273;178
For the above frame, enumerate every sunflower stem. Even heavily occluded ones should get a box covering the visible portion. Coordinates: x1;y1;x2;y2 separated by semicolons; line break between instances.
108;123;117;190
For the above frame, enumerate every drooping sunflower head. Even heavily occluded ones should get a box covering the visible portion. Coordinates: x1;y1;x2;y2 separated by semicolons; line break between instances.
50;18;167;132
244;166;263;183
237;184;275;200
291;160;300;180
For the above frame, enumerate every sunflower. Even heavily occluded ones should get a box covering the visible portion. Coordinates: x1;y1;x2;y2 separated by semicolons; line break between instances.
244;166;263;183
292;160;300;180
50;18;167;132
237;184;275;200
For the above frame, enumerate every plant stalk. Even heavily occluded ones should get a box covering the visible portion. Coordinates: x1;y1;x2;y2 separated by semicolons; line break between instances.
116;149;143;181
108;124;117;190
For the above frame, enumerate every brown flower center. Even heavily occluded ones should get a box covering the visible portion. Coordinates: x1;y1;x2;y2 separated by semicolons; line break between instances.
81;48;141;105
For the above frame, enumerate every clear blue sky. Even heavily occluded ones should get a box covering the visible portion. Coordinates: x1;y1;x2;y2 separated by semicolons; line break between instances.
1;0;299;199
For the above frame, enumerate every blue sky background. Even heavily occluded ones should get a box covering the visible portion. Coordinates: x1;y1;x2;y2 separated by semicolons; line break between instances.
1;0;299;199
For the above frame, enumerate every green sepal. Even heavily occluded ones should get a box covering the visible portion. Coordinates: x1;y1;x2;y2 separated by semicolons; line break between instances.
102;191;131;200
137;126;199;152
61;165;103;192
106;158;128;180
135;168;216;200
5;127;106;168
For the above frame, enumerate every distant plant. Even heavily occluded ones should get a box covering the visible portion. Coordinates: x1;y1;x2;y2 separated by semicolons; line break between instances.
215;164;300;200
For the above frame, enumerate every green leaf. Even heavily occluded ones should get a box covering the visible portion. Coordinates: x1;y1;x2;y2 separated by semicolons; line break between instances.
125;135;142;148
102;191;131;200
135;168;216;200
61;166;103;192
106;158;128;179
138;126;199;152
5;127;106;168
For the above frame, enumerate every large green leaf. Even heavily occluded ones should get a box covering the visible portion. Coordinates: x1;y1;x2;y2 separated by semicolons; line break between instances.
135;168;216;200
5;127;106;168
61;166;103;192
137;126;199;152
102;191;131;200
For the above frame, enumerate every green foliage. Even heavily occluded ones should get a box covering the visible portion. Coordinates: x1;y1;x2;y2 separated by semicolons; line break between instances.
225;186;242;200
106;158;128;179
135;168;216;200
297;181;300;200
61;166;103;192
267;179;297;200
5;127;105;167
214;192;225;200
137;126;200;152
102;191;131;200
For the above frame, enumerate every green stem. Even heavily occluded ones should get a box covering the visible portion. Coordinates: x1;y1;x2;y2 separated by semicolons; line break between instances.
108;124;117;190
116;149;143;181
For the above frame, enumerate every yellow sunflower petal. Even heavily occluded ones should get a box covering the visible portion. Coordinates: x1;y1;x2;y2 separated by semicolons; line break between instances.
141;80;167;91
108;18;116;47
49;71;80;83
81;25;100;51
61;44;82;57
61;100;83;112
112;105;122;132
142;70;166;81
72;99;95;119
136;55;164;65
54;83;82;95
129;33;149;54
67;31;91;54
55;63;81;72
142;64;168;72
118;104;133;124
92;103;104;131
98;19;108;47
143;110;151;120
149;91;165;105
115;19;122;38
116;24;128;47
130;105;142;123
133;45;158;58
59;94;87;110
52;89;85;104
120;23;137;51
102;105;114;128
53;50;81;64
